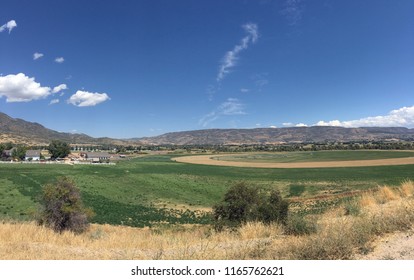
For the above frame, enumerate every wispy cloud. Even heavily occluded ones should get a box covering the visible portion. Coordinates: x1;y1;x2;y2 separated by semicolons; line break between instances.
33;52;44;60
287;106;414;128
0;73;52;102
217;23;259;82
67;90;110;107
206;84;218;101
0;20;17;33
52;84;68;94
55;57;65;63
199;98;246;127
281;0;304;26
251;72;269;89
49;99;60;105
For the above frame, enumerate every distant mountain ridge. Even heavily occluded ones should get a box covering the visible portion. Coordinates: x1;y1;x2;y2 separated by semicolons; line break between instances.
137;126;414;145
2;111;414;145
0;112;122;145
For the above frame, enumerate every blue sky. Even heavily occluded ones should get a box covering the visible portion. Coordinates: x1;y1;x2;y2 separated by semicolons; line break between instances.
1;0;413;138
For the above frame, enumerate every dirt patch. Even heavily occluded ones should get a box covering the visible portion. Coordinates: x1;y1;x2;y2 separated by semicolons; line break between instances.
173;154;414;168
356;226;414;260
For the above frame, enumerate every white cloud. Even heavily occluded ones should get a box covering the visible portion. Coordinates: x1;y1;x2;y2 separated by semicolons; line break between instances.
67;90;110;107
55;57;65;63
49;99;59;105
33;52;44;60
217;23;259;82
314;120;342;127
52;84;68;93
199;98;246;127
0;20;17;33
281;0;304;26
270;125;277;128
295;123;308;127
282;122;294;126
240;88;250;93
313;106;414;128
0;73;52;102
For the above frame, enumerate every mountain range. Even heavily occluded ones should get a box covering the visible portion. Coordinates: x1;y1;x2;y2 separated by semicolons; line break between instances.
137;126;414;145
1;112;414;146
0;112;124;146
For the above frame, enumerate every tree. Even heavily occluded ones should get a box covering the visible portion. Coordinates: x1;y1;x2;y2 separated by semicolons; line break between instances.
213;182;289;230
12;146;27;161
37;177;94;234
48;140;71;159
257;189;289;225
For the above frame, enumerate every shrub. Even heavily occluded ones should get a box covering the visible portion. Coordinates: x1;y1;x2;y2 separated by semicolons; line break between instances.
213;182;289;230
343;200;361;216
37;177;94;234
284;214;318;236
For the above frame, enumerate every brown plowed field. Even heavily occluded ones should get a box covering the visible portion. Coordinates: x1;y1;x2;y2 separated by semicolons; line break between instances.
173;154;414;168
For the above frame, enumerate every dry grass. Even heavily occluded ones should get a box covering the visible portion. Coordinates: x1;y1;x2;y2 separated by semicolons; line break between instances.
400;180;414;197
1;181;414;260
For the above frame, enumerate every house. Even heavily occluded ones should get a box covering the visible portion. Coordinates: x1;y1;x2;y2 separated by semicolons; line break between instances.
25;150;41;161
2;148;16;159
82;152;111;163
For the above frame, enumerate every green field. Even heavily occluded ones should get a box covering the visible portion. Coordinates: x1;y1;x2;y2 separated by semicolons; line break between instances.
1;152;414;227
213;150;414;163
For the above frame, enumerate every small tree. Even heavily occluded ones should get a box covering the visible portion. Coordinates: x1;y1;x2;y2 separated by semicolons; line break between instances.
37;177;93;234
48;140;71;159
257;189;289;225
12;145;27;161
213;182;289;230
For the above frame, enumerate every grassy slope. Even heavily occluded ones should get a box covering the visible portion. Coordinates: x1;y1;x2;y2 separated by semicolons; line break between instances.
1;153;414;225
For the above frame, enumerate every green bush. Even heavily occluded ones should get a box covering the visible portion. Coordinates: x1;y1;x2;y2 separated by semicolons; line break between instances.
213;182;289;230
37;177;94;234
284;214;318;236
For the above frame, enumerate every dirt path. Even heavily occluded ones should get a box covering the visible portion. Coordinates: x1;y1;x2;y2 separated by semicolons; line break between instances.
356;226;414;260
173;154;414;168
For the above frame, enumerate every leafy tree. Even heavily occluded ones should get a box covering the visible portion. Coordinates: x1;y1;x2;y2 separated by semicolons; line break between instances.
213;182;289;230
12;146;27;161
257;189;289;225
2;142;13;150
48;140;71;159
37;177;94;234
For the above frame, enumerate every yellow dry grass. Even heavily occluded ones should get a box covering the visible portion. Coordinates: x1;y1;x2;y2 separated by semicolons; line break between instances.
1;181;414;260
400;180;414;197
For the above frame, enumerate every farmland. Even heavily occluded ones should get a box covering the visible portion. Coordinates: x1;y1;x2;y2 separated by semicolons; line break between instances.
1;151;414;227
175;150;414;168
211;150;414;163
